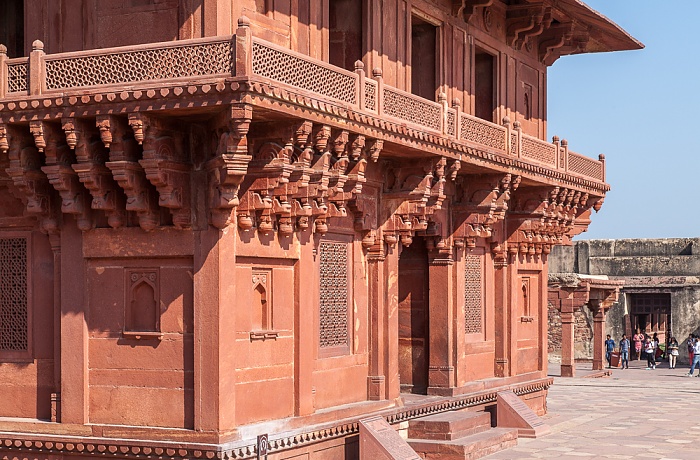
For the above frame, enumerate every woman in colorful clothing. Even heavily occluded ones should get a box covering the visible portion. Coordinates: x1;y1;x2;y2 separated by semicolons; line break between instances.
633;329;644;361
667;337;679;369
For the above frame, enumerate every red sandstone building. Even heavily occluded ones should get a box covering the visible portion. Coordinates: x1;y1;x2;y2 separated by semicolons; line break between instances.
0;1;639;459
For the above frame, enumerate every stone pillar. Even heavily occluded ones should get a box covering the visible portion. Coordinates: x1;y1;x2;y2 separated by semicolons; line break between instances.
427;250;455;393
560;308;575;377
591;301;606;371
367;245;387;400
50;233;62;422
60;217;88;424
295;229;315;414
193;226;239;431
384;241;400;400
493;242;510;378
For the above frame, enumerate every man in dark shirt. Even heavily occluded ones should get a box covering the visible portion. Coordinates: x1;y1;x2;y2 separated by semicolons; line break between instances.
619;334;630;369
605;334;616;368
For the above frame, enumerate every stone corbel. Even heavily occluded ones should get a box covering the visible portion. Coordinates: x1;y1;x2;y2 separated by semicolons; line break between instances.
103;115;160;231
350;193;377;249
506;3;545;48
40;121;95;231
453;0;494;23
136;115;192;229
71;118;126;228
5;125;60;234
366;139;383;163
539;22;575;66
206;104;253;229
0;124;9;154
29;120;46;153
518;7;553;50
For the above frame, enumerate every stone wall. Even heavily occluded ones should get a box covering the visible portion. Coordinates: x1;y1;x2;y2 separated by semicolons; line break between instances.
548;301;594;361
550;238;700;365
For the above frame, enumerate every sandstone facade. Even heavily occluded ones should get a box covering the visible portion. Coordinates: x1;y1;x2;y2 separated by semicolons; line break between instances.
0;1;639;458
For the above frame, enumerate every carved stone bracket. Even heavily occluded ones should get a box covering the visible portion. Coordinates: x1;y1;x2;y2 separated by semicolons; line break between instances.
235;120;375;239
38;121;95;231
506;3;556;51
538;22;576;65
132;113;192;229
70;118;127;229
453;0;494;23
453;173;520;249
505;183;598;259
3;124;60;234
102;115;160;231
381;157;452;247
206;104;253;229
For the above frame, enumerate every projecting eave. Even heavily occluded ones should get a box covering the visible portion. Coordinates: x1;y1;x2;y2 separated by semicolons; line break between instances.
557;0;644;56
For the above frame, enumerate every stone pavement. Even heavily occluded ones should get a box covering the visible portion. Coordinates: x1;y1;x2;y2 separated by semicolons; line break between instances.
485;358;700;460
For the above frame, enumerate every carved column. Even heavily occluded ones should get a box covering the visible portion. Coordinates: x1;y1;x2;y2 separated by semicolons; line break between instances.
427;245;456;394
367;243;387;400
591;300;606;371
50;233;61;422
492;224;510;378
384;241;400;400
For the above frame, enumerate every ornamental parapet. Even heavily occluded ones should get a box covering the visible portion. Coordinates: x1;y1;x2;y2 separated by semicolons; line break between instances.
0;20;606;189
0;18;607;250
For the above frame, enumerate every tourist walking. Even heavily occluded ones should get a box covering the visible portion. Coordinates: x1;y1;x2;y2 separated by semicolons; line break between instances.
605;335;615;368
688;337;700;376
688;334;695;367
645;337;656;370
619;334;630;369
668;337;679;369
633;329;644;360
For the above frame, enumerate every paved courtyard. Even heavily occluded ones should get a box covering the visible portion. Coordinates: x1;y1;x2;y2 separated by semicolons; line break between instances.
486;359;700;459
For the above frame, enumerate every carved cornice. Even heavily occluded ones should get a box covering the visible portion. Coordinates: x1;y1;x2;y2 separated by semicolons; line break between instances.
0;80;610;195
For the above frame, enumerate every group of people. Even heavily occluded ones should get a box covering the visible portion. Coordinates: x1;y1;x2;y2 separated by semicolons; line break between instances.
604;330;682;370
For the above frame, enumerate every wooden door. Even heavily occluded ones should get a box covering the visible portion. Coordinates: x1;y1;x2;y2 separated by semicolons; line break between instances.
398;238;429;394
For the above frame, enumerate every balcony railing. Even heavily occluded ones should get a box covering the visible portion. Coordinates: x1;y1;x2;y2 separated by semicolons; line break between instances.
0;22;605;183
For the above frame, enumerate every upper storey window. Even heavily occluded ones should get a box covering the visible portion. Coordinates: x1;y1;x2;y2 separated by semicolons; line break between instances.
411;15;438;101
0;0;24;58
329;0;363;71
474;48;496;122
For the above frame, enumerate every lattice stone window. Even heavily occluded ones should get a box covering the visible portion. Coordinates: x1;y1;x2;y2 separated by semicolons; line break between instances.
319;241;349;349
0;237;28;353
464;254;483;334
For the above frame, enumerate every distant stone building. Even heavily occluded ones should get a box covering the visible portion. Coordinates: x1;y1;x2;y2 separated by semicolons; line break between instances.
550;239;700;364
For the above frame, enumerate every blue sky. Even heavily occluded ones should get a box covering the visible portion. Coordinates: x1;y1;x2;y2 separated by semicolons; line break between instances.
547;1;694;239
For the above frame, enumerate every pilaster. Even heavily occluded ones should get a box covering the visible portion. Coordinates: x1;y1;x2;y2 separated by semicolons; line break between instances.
59;217;87;424
427;247;456;393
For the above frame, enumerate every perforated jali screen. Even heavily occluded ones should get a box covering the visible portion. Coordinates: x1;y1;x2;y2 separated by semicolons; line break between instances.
0;238;28;351
319;241;349;348
464;254;482;334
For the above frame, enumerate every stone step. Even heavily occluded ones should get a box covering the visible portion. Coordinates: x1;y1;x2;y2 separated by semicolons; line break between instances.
408;427;518;460
408;410;492;441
